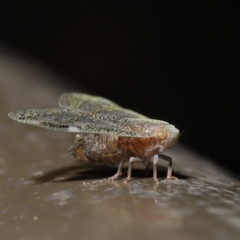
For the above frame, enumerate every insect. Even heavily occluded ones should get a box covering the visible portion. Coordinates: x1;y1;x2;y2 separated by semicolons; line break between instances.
8;93;180;183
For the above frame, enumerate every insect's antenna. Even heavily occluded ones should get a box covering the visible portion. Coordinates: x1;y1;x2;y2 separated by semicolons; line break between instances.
179;130;185;137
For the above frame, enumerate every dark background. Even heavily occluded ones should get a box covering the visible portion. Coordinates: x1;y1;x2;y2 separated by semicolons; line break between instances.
1;2;239;176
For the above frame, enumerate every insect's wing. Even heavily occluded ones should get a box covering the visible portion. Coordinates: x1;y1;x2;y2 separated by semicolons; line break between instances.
8;108;143;137
59;92;120;110
8;108;172;138
59;93;147;119
9;93;173;137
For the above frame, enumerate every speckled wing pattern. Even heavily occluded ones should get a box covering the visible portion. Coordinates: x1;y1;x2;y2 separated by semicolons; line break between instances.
59;93;147;119
8;93;171;137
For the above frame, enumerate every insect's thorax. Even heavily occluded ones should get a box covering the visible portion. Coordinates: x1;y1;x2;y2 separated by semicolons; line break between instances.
119;128;170;160
69;127;177;165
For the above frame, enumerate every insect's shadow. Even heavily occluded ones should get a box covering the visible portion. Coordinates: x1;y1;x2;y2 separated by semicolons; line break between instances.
33;163;190;183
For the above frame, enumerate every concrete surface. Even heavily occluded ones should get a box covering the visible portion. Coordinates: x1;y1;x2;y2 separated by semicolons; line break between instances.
0;47;240;240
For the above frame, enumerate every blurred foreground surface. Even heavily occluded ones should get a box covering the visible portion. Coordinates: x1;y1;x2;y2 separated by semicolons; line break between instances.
0;48;240;240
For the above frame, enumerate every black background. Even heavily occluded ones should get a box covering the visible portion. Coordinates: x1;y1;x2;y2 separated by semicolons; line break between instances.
1;1;239;177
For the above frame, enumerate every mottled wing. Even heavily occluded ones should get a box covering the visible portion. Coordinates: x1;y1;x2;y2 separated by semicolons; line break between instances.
59;93;147;119
59;92;120;110
8;108;171;137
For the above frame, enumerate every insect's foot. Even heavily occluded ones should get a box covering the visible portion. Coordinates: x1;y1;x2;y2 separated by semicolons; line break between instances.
167;176;178;180
108;173;121;181
108;176;116;181
123;177;131;184
153;177;159;184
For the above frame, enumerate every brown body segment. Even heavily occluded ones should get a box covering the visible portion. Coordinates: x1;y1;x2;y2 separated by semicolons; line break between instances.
70;129;168;166
119;128;169;162
69;127;174;182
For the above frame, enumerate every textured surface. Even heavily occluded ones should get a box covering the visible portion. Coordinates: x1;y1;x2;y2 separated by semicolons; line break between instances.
0;47;240;240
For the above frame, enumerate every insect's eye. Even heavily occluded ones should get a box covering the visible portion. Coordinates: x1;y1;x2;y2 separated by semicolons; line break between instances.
75;135;86;146
75;134;82;142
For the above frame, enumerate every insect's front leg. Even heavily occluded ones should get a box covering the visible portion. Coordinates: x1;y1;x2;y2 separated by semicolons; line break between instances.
158;153;178;180
124;157;141;183
152;154;159;183
108;159;124;181
144;162;150;177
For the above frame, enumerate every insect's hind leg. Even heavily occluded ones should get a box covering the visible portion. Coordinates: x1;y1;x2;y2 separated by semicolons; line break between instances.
152;154;159;183
108;159;124;181
124;157;141;183
158;153;178;180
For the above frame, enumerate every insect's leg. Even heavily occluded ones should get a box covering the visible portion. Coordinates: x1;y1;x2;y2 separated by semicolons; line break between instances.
144;162;150;177
152;154;159;183
158;153;177;180
108;159;124;181
124;157;141;183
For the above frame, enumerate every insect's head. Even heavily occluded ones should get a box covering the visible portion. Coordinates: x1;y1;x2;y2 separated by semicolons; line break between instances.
155;124;179;149
165;124;180;148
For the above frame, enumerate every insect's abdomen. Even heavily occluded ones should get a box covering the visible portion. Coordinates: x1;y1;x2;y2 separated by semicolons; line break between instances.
69;134;122;165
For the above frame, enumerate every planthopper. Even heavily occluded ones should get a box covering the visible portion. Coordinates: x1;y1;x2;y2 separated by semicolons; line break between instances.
8;93;180;183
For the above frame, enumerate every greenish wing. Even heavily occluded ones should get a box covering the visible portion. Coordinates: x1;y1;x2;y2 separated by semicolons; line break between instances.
58;93;147;119
8;108;170;137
